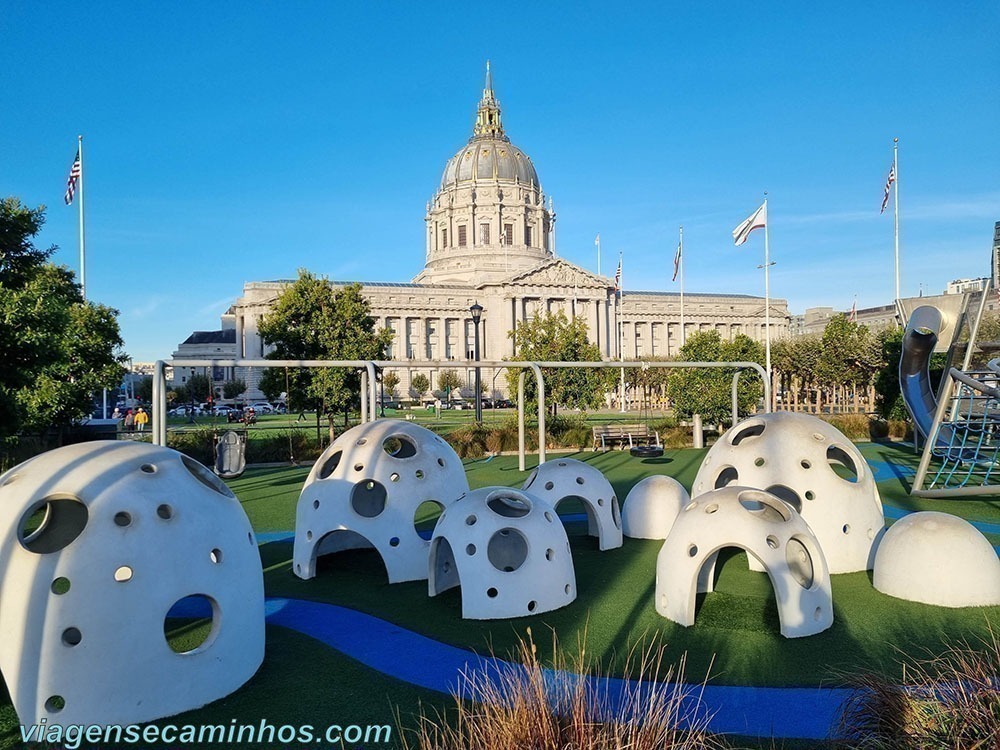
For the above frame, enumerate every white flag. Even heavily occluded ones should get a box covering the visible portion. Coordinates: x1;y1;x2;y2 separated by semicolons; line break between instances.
732;202;767;246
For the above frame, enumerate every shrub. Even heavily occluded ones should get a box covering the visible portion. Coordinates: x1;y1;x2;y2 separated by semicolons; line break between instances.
837;631;1000;749
400;629;723;750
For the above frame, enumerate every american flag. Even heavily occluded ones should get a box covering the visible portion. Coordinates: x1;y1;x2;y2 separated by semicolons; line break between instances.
672;240;682;282
65;149;81;205
849;299;857;322
880;162;896;214
614;257;622;291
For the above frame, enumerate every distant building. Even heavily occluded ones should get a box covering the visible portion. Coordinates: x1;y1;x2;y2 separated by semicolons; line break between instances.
176;66;791;400
945;277;989;295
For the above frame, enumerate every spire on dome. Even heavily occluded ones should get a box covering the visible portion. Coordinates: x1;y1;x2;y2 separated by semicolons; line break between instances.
472;60;508;141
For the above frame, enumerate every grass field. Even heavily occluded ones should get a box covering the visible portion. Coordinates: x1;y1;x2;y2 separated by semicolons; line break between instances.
1;440;998;749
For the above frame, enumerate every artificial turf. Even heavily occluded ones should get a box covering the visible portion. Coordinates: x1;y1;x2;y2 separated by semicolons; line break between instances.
2;440;998;750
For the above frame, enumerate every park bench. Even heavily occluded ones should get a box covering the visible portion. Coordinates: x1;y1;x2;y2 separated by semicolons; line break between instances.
592;423;661;451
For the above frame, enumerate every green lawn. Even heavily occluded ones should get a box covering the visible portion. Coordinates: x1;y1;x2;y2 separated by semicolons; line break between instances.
2;440;998;750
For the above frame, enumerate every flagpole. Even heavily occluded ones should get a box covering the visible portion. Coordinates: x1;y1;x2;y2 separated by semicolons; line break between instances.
78;134;86;299
893;137;900;301
619;251;626;413
596;233;601;276
763;196;772;407
679;225;686;349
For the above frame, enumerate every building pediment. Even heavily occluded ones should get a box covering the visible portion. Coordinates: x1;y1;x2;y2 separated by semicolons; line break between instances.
495;259;610;291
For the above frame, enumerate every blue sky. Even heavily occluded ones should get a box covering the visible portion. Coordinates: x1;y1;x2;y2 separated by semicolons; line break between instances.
3;2;999;362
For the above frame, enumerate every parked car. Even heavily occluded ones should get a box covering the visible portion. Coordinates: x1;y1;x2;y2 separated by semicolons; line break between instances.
213;405;237;416
495;398;515;409
249;402;274;413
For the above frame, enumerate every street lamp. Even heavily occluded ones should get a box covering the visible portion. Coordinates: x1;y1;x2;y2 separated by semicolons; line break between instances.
470;302;483;422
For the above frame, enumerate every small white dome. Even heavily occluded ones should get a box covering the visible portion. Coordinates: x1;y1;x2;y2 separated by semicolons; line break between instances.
294;420;469;584
522;458;622;550
622;475;689;540
429;487;576;620
873;512;1000;608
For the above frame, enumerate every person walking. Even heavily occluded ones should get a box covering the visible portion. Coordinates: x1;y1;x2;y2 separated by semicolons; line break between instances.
124;409;135;434
134;407;149;433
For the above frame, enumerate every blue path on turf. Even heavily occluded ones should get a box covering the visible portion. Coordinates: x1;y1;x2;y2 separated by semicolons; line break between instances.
264;597;850;740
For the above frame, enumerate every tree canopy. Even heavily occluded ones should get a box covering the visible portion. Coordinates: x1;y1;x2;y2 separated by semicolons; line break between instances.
665;331;764;425
257;271;392;415
0;198;126;446
506;311;613;413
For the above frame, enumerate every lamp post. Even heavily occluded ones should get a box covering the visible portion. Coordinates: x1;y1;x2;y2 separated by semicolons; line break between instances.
470;302;483;422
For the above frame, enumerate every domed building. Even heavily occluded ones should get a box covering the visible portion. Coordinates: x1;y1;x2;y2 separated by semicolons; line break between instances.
174;65;789;402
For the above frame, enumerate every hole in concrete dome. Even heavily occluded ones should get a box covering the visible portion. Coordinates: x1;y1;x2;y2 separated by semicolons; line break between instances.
754;457;766;467
414;500;445;538
545;481;554;491
546;548;554;560
157;504;173;520
317;450;342;479
827;445;859;482
313;499;320;510
766;535;780;550
44;696;64;713
731;421;765;445
181;455;234;497
843;524;851;534
307;530;313;541
415;469;424;479
805;490;816;501
354;463;364;472
812;432;826;442
487;587;498;598
1;473;18;487
705;504;719;514
466;514;477;526
576;477;585;485
62;627;82;647
488;527;529;572
351;480;388;518
765;485;802;513
437;457;446;468
814;606;823;621
390;473;400;483
558;461;567;467
683;501;697;512
114;511;132;527
486;491;532;518
738;490;791;523
565;584;572;596
785;538;814;589
544;511;553;523
18;495;89;555
597;497;605;506
51;577;71;594
688;544;698;557
715;467;739;489
210;548;223;564
383;435;418;459
801;459;812;470
114;566;133;582
389;536;400;547
466;543;476;556
612;497;621;529
527;600;537;612
140;464;156;474
356;438;368;446
164;594;218;654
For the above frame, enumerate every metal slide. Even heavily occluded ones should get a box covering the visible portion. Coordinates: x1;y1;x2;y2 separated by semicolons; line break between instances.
899;305;957;446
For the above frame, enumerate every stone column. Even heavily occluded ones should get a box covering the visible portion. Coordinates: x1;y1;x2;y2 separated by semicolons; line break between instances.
439;316;448;360
507;297;517;356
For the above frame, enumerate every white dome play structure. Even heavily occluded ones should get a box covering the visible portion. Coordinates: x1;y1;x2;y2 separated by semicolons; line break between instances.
521;458;623;550
429;487;576;619
873;511;1000;608
0;441;264;726
691;412;884;573
621;474;689;540
293;420;469;583
656;486;834;638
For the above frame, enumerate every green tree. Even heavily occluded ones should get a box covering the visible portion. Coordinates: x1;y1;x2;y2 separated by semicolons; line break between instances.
383;370;399;400
411;373;430;398
665;331;764;425
186;374;212;403
222;379;247;400
257;271;393;417
505;311;613;414
0;198;125;447
438;369;462;402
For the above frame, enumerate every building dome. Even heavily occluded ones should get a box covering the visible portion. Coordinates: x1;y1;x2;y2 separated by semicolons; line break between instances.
415;62;554;286
440;139;539;188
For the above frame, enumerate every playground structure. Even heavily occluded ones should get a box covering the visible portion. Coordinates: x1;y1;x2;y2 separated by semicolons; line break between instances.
521;457;623;550
0;441;264;726
293;421;469;583
622;475;690;540
898;285;1000;496
655;485;834;638
691;412;885;574
428;486;577;619
873;510;1000;608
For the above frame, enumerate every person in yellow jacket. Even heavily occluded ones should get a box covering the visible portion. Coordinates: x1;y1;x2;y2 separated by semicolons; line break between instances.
134;407;149;432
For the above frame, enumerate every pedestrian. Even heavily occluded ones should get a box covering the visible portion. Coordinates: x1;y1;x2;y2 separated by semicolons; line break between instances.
124;409;135;433
111;407;121;421
134;407;149;433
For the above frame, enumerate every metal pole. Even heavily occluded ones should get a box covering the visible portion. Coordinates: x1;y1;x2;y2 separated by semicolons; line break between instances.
77;135;86;299
893;137;900;301
731;370;741;425
679;225;686;349
360;369;368;423
763;198;772;397
531;363;546;465
518;371;526;471
152;362;161;445
474;318;482;422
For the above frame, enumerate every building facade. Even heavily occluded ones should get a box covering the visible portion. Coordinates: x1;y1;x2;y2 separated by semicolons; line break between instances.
185;68;790;401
